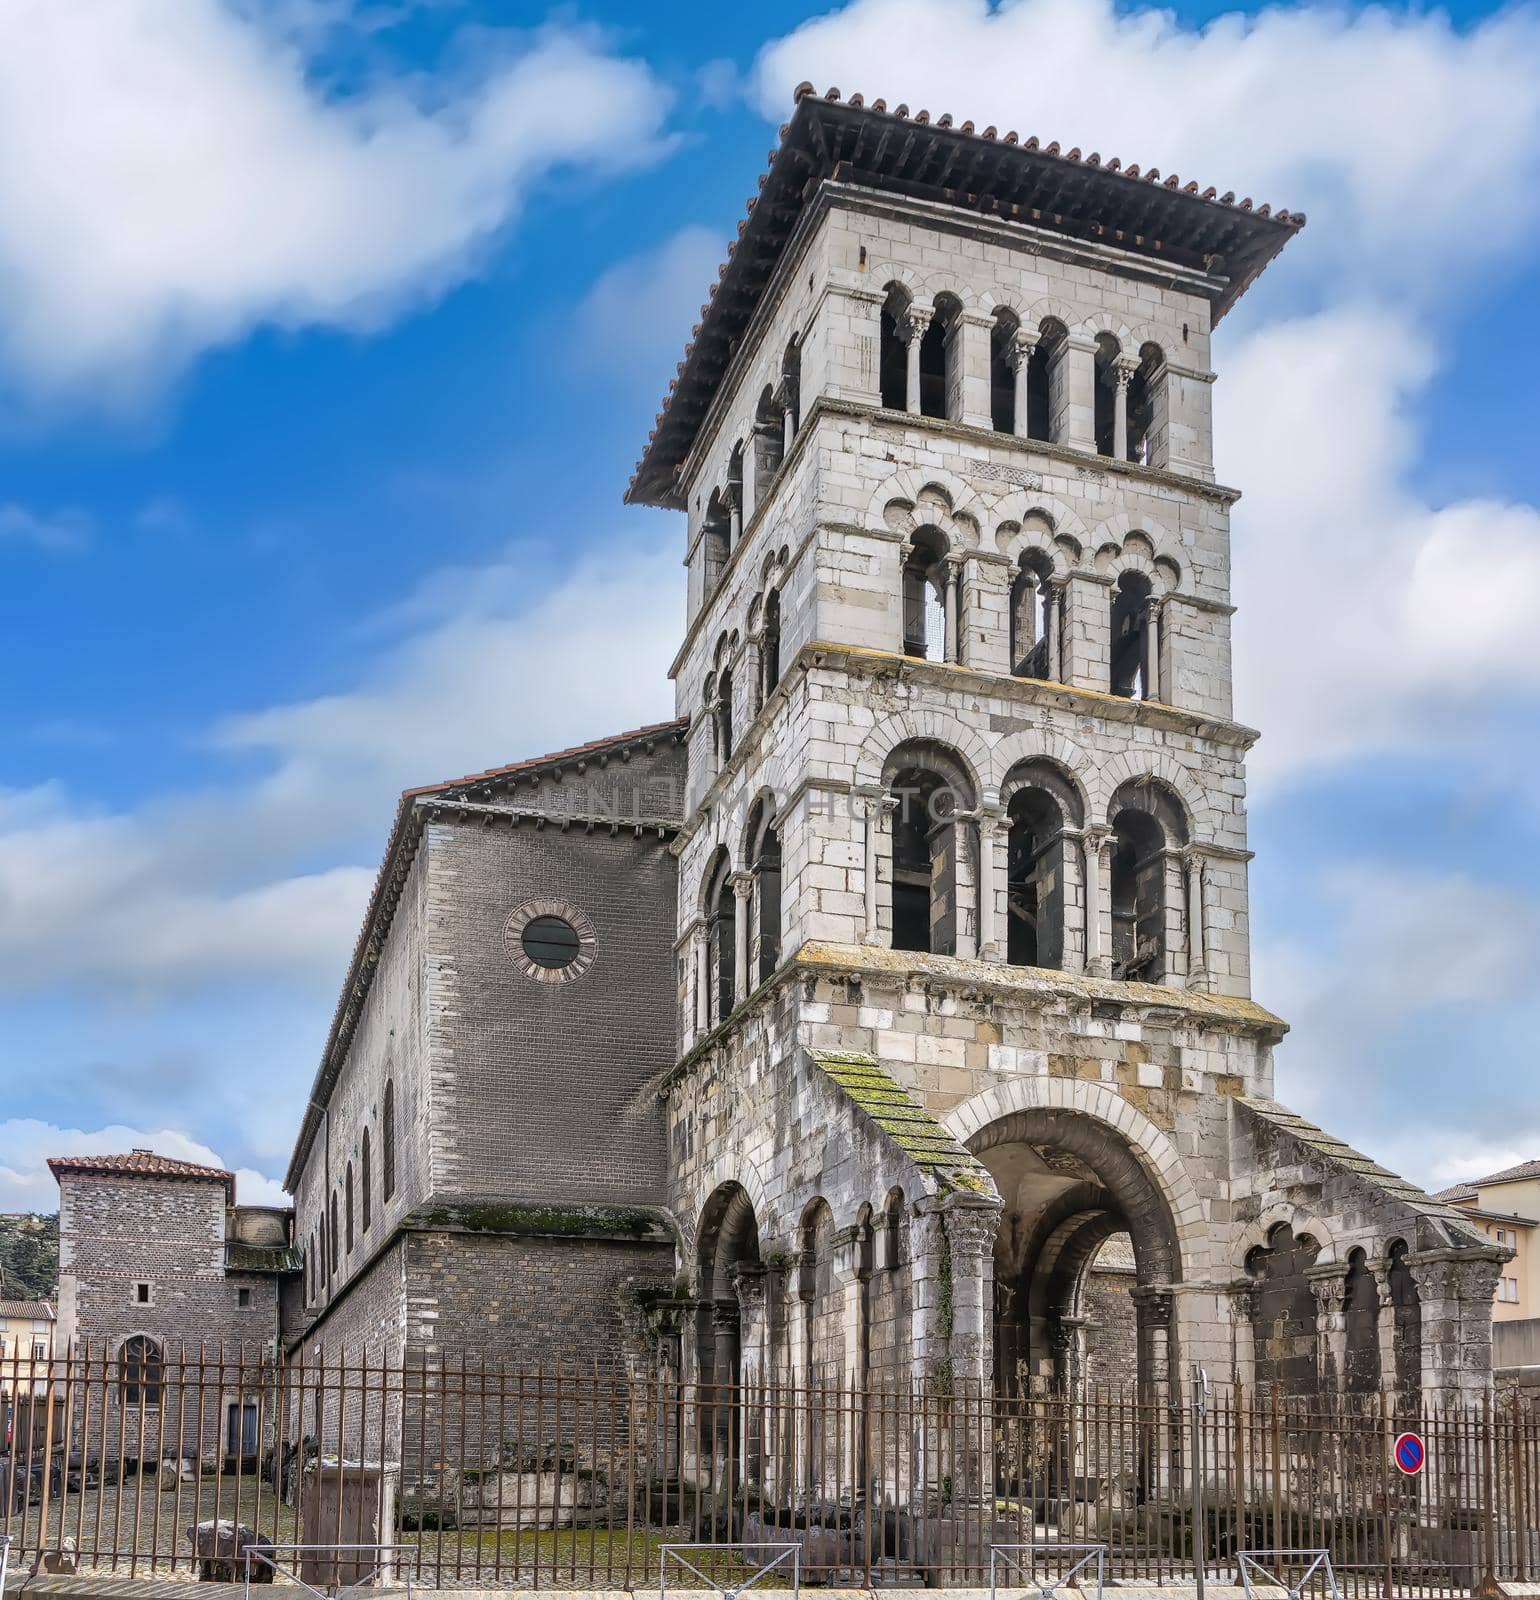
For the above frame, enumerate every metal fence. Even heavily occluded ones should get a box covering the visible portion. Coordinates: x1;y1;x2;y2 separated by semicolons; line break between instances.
3;1346;1539;1591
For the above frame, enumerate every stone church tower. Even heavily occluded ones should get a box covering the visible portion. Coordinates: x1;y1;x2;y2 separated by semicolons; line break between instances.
627;86;1502;1407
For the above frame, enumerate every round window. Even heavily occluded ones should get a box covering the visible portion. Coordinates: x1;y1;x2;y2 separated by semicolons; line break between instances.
521;915;580;970
503;899;597;984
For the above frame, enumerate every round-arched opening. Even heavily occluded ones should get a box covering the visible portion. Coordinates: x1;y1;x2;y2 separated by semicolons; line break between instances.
521;915;580;969
969;1107;1181;1398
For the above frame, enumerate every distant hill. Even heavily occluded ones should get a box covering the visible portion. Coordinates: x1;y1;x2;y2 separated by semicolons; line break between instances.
0;1213;59;1300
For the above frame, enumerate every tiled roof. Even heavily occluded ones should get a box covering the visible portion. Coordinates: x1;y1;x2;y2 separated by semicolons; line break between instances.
284;718;688;1192
1239;1099;1486;1245
404;718;688;800
48;1152;235;1203
0;1300;54;1320
1469;1159;1540;1187
1433;1183;1478;1204
629;85;1304;507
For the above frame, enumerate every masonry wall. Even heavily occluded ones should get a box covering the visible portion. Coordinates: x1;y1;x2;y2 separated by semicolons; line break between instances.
57;1174;278;1464
424;818;676;1209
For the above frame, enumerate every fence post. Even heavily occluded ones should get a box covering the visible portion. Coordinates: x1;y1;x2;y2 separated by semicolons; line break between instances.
1191;1365;1208;1600
1480;1388;1498;1596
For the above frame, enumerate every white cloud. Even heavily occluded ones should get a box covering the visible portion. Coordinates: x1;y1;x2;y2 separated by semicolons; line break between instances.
0;503;92;554
575;225;726;378
0;1118;287;1214
0;528;679;996
1223;307;1540;782
753;0;1540;301
0;1;672;410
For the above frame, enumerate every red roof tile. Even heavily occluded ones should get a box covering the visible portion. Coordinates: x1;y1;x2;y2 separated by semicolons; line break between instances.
48;1151;236;1203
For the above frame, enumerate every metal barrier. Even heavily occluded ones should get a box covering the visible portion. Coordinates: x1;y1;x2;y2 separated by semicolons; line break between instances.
1;1532;11;1596
990;1543;1107;1600
243;1541;415;1600
659;1542;800;1600
1239;1551;1341;1600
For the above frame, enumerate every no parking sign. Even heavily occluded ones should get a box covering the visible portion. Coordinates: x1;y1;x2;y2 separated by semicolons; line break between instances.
1393;1430;1426;1475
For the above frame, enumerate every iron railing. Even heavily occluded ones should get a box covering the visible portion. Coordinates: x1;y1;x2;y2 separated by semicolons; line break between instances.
2;1346;1538;1590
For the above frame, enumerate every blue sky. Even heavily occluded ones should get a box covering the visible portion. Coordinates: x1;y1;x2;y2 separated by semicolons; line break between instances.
2;0;1538;1210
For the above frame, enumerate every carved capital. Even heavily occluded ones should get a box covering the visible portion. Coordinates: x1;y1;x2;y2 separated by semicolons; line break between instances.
730;871;755;902
1006;328;1039;372
904;307;933;345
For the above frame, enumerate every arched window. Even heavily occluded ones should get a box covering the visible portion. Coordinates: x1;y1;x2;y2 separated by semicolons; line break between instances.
328;1191;339;1275
308;1233;315;1303
361;1129;371;1234
1010;552;1055;679
990;309;1020;433
726;443;745;537
704;850;737;1025
1110;570;1156;700
1109;778;1187;983
702;491;730;593
761;589;781;700
1029;319;1065;443
887;742;974;955
344;1161;354;1255
1094;333;1121;456
902;528;948;662
746;795;781;983
1003;762;1081;970
919;293;961;419
1126;343;1166;466
753;385;784;500
879;283;912;409
781;338;801;440
382;1080;396;1202
120;1335;163;1408
716;666;734;760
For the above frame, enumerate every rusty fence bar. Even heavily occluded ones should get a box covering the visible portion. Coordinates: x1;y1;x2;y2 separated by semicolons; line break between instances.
1;1349;1538;1591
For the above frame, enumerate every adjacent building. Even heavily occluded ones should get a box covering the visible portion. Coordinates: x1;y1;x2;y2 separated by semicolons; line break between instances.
1438;1161;1540;1319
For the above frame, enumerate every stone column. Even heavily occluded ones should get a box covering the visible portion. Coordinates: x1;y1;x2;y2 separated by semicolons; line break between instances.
1043;578;1062;683
1112;355;1137;460
856;788;893;945
1082;826;1112;977
943;555;963;664
1227;1280;1259;1391
1132;1287;1175;1407
734;1265;770;1486
1369;1262;1402;1406
745;630;764;719
731;872;753;1005
1183;848;1208;990
778;377;797;456
976;808;1005;962
1142;597;1162;701
683;926;701;1048
724;484;742;549
1409;1249;1505;1408
1008;328;1038;438
904;308;931;415
1308;1266;1349;1397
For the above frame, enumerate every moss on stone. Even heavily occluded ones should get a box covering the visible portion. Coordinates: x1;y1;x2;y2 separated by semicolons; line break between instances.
412;1201;674;1243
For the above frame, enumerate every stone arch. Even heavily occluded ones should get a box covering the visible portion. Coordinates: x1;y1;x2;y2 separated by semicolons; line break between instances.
853;709;991;793
1090;752;1211;838
683;1157;775;1279
1023;295;1089;338
987;731;1093;809
942;1077;1210;1278
1234;1207;1342;1270
864;466;990;536
1089;513;1185;589
909;272;986;315
991;490;1090;563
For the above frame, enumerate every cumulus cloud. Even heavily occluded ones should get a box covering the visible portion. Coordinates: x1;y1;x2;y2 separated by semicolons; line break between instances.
0;529;679;997
0;1;672;410
1223;308;1540;782
0;1118;287;1214
753;0;1540;301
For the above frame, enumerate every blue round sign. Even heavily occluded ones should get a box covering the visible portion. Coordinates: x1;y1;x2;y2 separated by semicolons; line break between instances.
1393;1431;1426;1475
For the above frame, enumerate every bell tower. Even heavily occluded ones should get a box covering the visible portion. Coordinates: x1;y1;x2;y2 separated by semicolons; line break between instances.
630;87;1500;1408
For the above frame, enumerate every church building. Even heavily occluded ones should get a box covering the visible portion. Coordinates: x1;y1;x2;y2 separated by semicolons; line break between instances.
279;87;1504;1409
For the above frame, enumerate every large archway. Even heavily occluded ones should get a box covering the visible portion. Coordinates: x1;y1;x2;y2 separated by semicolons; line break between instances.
694;1181;762;1395
969;1107;1182;1400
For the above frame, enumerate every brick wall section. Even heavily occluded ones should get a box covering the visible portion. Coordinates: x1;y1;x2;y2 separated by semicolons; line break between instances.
56;1172;278;1463
425;818;676;1207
